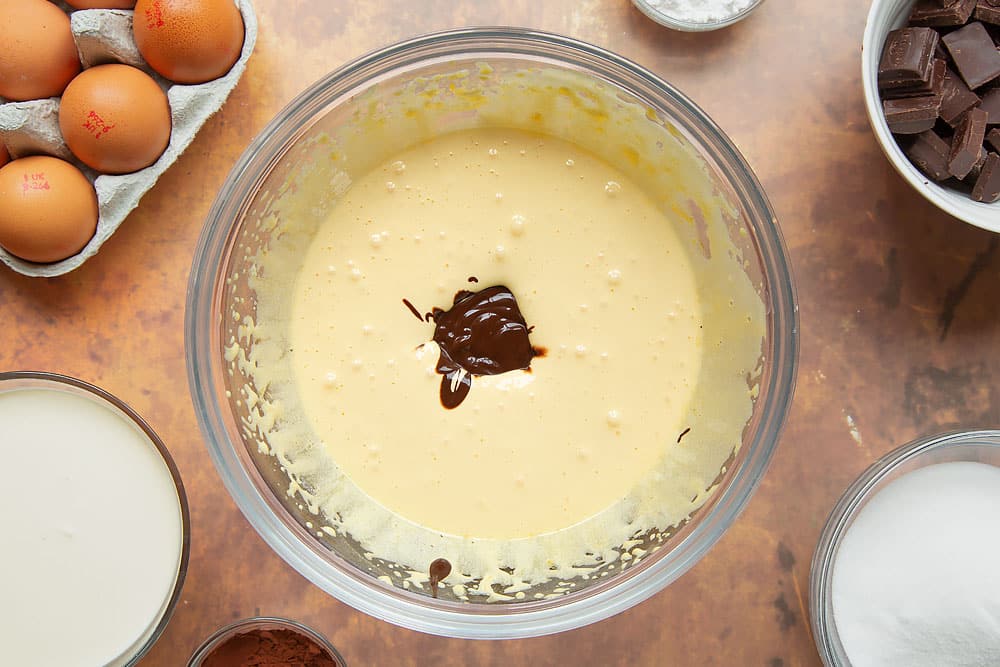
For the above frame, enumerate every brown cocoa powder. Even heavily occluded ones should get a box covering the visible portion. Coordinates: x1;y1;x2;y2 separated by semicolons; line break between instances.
201;628;339;667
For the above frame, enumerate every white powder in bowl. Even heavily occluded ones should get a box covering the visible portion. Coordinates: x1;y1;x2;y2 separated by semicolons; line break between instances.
831;461;1000;667
640;0;757;24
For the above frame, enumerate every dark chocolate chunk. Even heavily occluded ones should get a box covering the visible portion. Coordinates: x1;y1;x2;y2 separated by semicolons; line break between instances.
885;59;949;98
949;107;990;176
942;22;1000;89
910;0;978;26
884;96;943;133
979;86;1000;123
880;3;1000;204
974;0;1000;24
940;66;982;125
963;146;988;181
907;129;955;180
923;58;950;96
971;151;1000;201
879;27;939;90
988;127;1000;150
984;20;1000;42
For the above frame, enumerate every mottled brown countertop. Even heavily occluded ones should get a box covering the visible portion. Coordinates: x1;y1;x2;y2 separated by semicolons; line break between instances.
2;1;998;665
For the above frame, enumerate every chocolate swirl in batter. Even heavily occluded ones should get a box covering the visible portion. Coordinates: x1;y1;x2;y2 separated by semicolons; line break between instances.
404;285;539;409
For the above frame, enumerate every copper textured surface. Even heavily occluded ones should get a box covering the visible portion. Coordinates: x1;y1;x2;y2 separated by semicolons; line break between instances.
2;1;999;665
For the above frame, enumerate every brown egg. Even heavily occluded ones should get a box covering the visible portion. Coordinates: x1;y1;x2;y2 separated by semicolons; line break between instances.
65;1;138;7
0;156;99;264
133;0;245;84
59;64;171;175
0;0;82;101
0;144;8;169
134;0;244;84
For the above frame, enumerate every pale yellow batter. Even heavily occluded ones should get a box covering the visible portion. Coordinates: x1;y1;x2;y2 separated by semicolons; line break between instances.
290;128;702;540
231;64;766;599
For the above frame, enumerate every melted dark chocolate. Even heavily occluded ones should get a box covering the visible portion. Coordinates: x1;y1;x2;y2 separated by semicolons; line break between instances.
430;285;537;409
429;558;452;598
401;298;424;322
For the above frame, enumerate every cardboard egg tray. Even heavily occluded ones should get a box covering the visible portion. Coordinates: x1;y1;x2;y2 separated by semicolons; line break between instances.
0;0;257;277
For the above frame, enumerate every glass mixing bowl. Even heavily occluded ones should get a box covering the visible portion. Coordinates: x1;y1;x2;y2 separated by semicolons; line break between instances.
186;27;798;639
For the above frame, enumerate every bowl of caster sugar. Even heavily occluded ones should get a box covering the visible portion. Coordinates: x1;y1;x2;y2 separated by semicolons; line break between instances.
632;0;765;31
810;430;1000;667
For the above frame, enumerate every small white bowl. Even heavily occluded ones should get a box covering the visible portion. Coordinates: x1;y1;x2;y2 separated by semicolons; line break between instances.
862;0;1000;233
632;0;765;31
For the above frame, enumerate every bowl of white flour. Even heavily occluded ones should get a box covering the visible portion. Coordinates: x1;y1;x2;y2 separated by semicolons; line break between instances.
632;0;765;31
810;430;1000;667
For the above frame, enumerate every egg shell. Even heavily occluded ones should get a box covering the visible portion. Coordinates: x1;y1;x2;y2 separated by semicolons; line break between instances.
134;0;245;84
0;0;82;102
59;64;171;174
66;1;138;8
0;0;257;277
0;156;99;264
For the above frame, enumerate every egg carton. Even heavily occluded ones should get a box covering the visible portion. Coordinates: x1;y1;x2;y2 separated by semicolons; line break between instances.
0;0;257;277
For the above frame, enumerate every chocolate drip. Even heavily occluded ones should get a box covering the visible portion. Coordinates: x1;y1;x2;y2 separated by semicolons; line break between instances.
429;558;452;599
431;285;537;409
439;368;472;409
401;298;424;322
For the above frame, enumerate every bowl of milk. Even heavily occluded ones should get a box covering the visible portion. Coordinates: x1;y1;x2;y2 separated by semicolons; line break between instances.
0;371;189;666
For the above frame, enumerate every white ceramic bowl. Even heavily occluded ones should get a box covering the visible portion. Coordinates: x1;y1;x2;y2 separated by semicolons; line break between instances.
862;0;1000;233
631;0;766;31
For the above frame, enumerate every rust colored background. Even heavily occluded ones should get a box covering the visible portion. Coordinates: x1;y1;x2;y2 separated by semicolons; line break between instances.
2;1;999;665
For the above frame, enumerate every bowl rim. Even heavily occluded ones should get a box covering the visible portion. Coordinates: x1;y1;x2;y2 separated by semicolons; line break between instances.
186;26;799;639
809;429;1000;666
0;370;191;666
861;0;1000;233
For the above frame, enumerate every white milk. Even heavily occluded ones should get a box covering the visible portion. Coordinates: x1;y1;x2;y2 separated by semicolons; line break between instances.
0;385;184;666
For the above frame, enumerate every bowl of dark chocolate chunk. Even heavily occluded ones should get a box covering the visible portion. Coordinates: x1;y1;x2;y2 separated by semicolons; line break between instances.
863;0;1000;231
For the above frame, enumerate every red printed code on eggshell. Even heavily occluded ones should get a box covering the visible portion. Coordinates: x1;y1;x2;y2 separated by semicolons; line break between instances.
83;111;115;139
21;173;50;193
145;1;165;29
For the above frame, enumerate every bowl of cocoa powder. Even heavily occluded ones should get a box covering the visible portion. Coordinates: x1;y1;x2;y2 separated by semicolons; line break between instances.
187;617;346;667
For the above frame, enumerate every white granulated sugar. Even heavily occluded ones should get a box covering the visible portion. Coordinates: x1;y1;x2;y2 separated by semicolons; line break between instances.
831;462;1000;667
644;0;756;24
